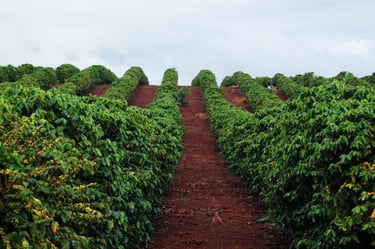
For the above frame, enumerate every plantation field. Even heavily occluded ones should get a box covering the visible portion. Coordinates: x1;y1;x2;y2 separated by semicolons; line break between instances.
0;64;374;248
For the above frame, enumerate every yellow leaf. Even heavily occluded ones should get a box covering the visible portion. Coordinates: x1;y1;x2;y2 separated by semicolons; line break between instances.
371;209;375;219
51;221;60;234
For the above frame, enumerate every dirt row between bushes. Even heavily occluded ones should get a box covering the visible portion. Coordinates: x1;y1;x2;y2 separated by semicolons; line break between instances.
126;85;288;249
84;83;289;248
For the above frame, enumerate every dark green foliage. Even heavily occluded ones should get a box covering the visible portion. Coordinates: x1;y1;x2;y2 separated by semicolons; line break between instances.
255;76;273;88
15;64;35;80
149;68;189;107
55;64;80;83
59;65;118;95
0;65;17;83
220;75;235;87
17;67;57;90
334;71;369;87
362;72;375;85
292;72;328;87
55;82;77;95
103;66;149;102
128;66;149;86
194;70;375;249
272;73;305;99
0;68;183;248
230;71;282;111
191;69;217;89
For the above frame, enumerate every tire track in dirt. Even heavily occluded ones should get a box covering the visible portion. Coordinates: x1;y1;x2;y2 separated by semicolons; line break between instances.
145;86;289;249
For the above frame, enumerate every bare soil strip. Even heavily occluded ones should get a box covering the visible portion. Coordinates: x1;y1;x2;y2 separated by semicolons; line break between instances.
82;83;111;97
273;88;288;102
144;86;289;249
223;85;253;112
128;85;158;107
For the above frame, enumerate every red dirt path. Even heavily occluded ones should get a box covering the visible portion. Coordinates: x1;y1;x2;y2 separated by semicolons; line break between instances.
83;83;111;97
130;86;289;249
129;85;159;107
223;85;253;112
273;88;287;102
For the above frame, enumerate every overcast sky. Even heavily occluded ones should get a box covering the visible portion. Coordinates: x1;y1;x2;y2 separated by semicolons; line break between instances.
1;0;374;85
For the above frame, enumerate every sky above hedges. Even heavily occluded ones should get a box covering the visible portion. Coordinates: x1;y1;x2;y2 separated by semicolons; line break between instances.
1;0;374;85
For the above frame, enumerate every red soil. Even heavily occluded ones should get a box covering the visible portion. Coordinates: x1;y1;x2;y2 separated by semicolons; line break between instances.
223;85;253;112
273;88;287;102
83;83;111;97
137;86;290;249
129;85;158;107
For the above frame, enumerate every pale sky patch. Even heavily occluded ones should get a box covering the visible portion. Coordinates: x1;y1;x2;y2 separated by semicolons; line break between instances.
0;0;374;84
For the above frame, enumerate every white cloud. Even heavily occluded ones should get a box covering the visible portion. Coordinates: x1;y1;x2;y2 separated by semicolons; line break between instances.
313;39;374;57
0;0;375;84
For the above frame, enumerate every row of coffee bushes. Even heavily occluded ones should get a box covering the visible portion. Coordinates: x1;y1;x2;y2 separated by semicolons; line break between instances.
59;65;117;95
271;73;305;99
194;69;375;248
0;68;184;248
103;66;149;102
0;66;57;90
292;72;329;87
291;71;375;88
142;68;185;206
55;64;80;83
0;64;117;95
0;64;35;82
0;64;79;86
225;71;283;111
221;73;304;100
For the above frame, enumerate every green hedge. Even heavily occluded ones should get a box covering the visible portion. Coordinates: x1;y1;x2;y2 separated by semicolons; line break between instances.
272;73;305;100
0;64;57;90
15;64;35;80
17;67;57;90
194;69;375;248
229;71;282;111
0;68;184;248
103;67;149;102
292;72;328;87
0;65;17;83
59;65;117;95
55;64;80;83
333;71;370;87
362;72;375;86
220;75;235;87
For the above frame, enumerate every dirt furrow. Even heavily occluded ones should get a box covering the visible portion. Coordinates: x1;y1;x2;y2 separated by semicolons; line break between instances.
273;88;288;102
83;83;111;97
147;86;288;249
223;85;253;112
129;85;158;107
